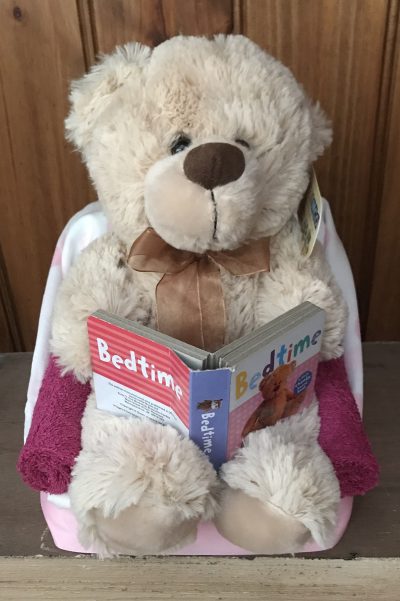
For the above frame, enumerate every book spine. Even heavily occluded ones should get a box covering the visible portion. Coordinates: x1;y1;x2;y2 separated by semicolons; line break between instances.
189;369;231;470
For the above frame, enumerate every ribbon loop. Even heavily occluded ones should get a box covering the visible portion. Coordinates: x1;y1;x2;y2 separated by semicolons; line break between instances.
128;228;269;351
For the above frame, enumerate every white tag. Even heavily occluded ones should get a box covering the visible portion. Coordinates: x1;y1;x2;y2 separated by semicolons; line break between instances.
298;169;323;257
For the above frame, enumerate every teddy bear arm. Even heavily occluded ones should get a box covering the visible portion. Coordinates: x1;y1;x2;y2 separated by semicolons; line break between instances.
301;241;348;359
259;224;347;360
50;233;145;382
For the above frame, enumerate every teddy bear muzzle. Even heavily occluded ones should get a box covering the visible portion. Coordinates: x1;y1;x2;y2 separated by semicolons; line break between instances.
183;142;245;190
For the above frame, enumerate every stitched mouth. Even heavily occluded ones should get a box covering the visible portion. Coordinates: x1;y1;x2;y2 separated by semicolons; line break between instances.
211;189;218;240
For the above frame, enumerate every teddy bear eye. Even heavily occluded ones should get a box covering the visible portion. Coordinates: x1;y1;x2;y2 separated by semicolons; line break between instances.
235;138;250;149
170;135;191;155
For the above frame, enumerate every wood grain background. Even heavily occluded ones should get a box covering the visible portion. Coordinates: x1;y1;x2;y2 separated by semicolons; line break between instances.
0;0;399;351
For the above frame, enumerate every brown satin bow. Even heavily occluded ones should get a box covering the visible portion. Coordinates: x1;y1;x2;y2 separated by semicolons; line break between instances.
127;228;270;351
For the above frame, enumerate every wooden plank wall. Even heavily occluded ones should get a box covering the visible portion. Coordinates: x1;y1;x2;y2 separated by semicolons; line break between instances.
0;0;93;351
0;0;399;351
367;4;400;339
0;246;22;352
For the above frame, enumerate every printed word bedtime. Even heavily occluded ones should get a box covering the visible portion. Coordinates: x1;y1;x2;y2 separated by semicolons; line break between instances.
200;412;216;455
236;329;322;400
96;338;183;400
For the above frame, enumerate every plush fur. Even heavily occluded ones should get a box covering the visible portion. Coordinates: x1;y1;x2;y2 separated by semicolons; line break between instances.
50;35;347;554
216;400;340;551
70;393;219;557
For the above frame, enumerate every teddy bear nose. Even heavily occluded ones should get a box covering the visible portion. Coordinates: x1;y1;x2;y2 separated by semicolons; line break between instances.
183;142;245;190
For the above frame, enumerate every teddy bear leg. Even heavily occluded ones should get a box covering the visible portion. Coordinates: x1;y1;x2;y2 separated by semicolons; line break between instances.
214;401;340;553
69;394;219;557
215;488;310;553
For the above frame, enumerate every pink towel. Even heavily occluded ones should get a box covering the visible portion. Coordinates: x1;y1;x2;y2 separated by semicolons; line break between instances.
17;356;91;494
18;354;378;497
317;356;379;497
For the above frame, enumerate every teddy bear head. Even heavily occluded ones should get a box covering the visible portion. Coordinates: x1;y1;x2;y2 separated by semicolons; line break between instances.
66;35;331;253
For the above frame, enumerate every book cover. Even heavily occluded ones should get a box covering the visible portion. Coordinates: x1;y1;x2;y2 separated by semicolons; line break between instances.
225;310;325;458
88;304;325;470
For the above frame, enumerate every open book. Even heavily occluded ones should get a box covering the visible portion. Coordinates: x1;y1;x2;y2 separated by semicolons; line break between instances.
88;302;325;469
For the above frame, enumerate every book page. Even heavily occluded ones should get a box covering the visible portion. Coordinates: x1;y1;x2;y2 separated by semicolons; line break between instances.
88;315;191;435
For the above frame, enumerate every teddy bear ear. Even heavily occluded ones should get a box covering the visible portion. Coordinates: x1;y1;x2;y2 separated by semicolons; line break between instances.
309;101;333;161
65;42;152;151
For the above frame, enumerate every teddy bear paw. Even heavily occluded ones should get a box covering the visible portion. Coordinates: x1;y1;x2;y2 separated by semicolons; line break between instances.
69;409;219;557
215;403;340;552
92;499;199;556
215;487;310;553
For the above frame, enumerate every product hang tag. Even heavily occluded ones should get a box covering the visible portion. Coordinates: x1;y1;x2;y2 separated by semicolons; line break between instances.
298;168;323;258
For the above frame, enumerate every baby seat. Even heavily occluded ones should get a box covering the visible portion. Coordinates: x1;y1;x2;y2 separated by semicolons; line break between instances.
23;199;364;554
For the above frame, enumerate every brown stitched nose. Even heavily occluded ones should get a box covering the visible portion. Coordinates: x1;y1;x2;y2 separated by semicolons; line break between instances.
183;142;245;190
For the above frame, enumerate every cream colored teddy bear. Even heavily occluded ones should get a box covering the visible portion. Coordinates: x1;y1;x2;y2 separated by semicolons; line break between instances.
51;35;346;556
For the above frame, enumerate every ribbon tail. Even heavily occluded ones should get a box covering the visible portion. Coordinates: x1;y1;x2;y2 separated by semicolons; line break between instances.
198;258;226;352
156;263;205;349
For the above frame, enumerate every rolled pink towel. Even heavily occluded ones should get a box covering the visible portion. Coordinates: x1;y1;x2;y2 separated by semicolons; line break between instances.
17;355;91;494
317;356;379;497
18;354;378;498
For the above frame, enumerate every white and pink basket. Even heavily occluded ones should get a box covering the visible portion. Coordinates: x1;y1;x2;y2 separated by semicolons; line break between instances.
24;199;363;554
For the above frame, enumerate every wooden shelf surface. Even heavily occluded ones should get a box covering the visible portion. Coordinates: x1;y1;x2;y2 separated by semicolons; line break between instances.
0;344;399;599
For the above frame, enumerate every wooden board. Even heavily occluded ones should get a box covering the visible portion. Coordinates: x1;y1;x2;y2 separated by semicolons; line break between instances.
0;246;22;352
1;345;399;598
0;0;93;350
0;0;399;346
367;12;400;340
0;556;399;601
0;298;14;352
90;0;233;53
0;250;14;352
239;0;390;332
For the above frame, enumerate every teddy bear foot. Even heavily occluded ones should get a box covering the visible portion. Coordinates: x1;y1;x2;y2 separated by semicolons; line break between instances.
93;500;199;556
215;401;341;553
69;395;219;557
215;487;310;553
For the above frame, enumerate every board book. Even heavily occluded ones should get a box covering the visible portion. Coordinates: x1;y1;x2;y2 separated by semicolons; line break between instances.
88;302;325;469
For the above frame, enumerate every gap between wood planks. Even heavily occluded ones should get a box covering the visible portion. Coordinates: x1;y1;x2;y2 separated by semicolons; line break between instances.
0;556;399;600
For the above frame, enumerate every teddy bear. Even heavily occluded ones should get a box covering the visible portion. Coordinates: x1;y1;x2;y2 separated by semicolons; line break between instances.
18;34;379;556
241;362;306;437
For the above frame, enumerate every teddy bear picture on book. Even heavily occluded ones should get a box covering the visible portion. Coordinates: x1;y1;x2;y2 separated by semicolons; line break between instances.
18;35;379;557
242;362;306;437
